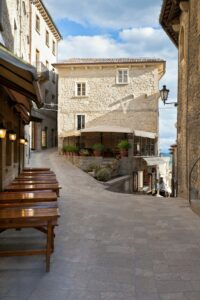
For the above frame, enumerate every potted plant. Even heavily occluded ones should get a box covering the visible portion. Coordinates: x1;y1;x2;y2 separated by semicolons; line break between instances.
62;145;68;155
71;145;79;156
79;149;90;156
117;140;131;157
92;143;105;157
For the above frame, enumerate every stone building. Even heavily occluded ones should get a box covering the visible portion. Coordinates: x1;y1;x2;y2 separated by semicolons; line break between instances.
0;0;62;151
55;58;166;191
160;0;200;200
0;45;42;190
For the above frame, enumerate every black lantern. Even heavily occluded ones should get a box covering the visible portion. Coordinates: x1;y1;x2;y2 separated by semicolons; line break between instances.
160;85;169;104
160;85;177;106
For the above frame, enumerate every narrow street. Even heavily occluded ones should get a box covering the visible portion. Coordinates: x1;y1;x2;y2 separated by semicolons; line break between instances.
1;149;200;300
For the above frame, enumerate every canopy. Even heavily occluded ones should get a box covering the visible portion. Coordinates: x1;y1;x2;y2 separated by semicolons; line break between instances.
133;130;157;139
0;45;42;108
81;125;132;134
143;157;165;166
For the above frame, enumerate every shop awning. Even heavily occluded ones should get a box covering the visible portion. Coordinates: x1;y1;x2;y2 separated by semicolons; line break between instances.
81;125;132;133
142;157;165;166
0;45;43;108
133;130;157;139
60;130;81;138
5;87;32;124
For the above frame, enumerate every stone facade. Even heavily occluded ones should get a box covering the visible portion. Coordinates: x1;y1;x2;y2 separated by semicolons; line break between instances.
55;59;165;152
0;0;62;151
160;0;200;199
0;86;27;190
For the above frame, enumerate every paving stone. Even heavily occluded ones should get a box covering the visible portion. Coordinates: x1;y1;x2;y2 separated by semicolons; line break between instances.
0;149;200;299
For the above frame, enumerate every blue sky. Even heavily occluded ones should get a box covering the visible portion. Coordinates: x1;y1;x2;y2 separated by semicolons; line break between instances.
45;0;178;153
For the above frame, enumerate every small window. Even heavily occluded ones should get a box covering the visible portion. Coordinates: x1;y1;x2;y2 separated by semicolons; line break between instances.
45;89;48;102
52;40;56;55
35;15;40;33
6;134;12;166
77;115;85;130
41;128;47;148
46;30;49;47
117;69;129;84
52;68;56;83
46;60;49;69
35;49;40;67
52;94;55;102
76;82;86;97
22;1;26;15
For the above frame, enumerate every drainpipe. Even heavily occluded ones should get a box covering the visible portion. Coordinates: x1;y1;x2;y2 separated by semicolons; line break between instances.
29;0;32;64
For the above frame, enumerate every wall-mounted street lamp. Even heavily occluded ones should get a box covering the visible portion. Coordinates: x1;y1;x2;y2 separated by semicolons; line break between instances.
8;130;17;141
160;85;178;107
0;123;7;139
19;138;25;144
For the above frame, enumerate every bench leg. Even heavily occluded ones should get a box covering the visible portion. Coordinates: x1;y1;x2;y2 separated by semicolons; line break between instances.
46;222;52;272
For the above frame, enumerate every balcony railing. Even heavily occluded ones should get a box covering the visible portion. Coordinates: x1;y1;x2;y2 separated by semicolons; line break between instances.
34;61;49;82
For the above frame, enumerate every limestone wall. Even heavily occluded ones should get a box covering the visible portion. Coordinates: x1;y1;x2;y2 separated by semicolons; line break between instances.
176;1;200;199
57;63;161;151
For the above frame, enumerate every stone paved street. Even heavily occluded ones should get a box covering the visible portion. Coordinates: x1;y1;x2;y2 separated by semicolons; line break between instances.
1;149;200;300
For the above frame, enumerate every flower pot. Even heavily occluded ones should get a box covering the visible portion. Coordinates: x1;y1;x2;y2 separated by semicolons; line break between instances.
93;150;101;157
120;149;128;157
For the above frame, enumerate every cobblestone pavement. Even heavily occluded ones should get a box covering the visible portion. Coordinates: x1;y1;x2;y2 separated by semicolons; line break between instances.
1;149;200;300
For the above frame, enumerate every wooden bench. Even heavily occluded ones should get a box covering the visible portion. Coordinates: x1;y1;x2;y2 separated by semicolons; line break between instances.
0;207;60;272
21;171;55;175
15;176;57;181
12;180;58;185
0;192;57;204
23;168;51;172
5;184;61;197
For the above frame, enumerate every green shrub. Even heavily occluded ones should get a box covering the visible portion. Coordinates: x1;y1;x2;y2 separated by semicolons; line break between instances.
62;145;68;153
92;143;105;152
95;168;111;182
70;145;79;153
86;163;101;172
117;140;131;150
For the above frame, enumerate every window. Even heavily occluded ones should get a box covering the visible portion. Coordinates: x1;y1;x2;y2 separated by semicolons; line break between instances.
35;15;40;33
76;82;86;97
45;89;49;102
52;94;55;102
46;30;49;47
6;133;12;166
117;69;129;84
77;115;85;130
46;60;49;69
52;40;56;55
52;68;56;83
41;127;47;148
35;49;40;68
22;1;26;15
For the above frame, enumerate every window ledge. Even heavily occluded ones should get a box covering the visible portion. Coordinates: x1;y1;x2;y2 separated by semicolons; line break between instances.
72;96;89;99
116;82;129;85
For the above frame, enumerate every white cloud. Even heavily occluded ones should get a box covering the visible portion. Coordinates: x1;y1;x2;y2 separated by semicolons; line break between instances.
45;0;162;29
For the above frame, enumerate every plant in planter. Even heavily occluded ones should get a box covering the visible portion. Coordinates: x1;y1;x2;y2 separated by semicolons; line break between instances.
92;143;105;156
79;149;90;156
62;145;68;155
70;145;79;156
117;140;131;157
